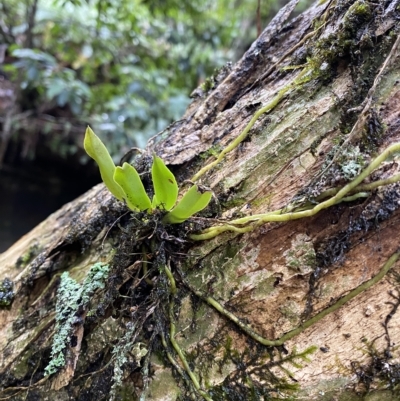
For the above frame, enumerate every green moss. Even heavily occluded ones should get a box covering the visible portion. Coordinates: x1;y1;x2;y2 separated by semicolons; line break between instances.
113;383;139;401
11;349;34;379
253;275;277;299
349;337;400;395
201;76;215;92
343;0;372;32
207;345;317;400
220;196;247;210
365;391;400;401
15;243;40;269
250;193;273;209
297;384;400;401
304;0;373;86
279;300;301;325
284;234;316;274
199;144;224;160
199;64;231;93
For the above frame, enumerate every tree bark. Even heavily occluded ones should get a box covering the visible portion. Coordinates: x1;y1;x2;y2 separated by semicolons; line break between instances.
1;1;400;400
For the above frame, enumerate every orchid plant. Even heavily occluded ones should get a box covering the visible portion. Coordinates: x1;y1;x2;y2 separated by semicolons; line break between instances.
84;127;212;224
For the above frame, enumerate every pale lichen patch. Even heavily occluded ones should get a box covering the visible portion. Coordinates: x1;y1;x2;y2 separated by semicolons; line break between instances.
269;233;316;280
145;357;181;400
176;297;220;352
277;299;302;331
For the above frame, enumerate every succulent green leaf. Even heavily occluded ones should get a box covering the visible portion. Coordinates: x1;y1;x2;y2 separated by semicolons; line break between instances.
114;163;152;211
151;155;178;210
151;195;158;209
83;126;125;201
164;185;212;224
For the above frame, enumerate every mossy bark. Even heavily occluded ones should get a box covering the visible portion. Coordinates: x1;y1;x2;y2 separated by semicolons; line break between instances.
1;1;400;400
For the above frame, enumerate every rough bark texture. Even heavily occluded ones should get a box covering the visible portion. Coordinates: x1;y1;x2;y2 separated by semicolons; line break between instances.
1;1;400;400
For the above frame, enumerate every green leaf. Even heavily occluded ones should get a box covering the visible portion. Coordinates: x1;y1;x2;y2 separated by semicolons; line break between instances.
83;126;125;201
114;163;152;211
164;185;212;224
151;155;178;211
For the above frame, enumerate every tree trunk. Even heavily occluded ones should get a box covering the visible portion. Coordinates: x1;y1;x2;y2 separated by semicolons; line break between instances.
1;1;400;400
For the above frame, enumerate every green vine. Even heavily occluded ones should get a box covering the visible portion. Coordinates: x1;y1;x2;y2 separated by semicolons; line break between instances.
190;142;400;240
191;67;310;182
184;251;400;347
164;264;213;401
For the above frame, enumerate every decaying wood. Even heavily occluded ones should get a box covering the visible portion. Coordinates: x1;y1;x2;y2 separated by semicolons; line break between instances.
1;1;400;400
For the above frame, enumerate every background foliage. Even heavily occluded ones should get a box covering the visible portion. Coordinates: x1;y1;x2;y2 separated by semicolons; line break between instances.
0;0;312;161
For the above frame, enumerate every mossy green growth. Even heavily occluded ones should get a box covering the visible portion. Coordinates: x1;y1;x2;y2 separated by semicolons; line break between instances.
284;234;316;274
15;243;39;269
201;76;215;92
44;262;109;376
199;144;223;160
12;348;35;379
220;196;247;210
348;335;400;395
210;343;317;399
0;278;14;307
343;0;372;33
303;0;373;85
199;63;231;94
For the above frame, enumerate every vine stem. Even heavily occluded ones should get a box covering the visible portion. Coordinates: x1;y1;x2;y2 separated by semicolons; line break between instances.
191;67;310;182
186;250;400;347
315;173;400;201
164;265;213;401
190;142;400;240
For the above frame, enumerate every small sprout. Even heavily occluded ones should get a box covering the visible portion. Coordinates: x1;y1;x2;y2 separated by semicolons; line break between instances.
151;154;178;210
84;127;212;223
114;163;151;211
83;127;125;201
164;185;212;224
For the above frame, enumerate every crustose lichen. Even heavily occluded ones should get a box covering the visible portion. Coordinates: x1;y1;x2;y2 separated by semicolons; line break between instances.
44;262;109;376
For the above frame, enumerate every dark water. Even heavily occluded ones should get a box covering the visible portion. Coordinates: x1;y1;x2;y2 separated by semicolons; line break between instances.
0;158;99;253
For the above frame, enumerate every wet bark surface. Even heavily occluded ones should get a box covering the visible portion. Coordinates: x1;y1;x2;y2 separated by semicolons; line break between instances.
1;1;400;400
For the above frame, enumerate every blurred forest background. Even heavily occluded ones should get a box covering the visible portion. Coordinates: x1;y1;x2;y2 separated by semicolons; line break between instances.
0;0;312;251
